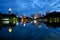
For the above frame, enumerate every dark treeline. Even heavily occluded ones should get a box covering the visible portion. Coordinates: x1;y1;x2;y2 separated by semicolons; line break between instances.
0;11;60;18
43;11;60;18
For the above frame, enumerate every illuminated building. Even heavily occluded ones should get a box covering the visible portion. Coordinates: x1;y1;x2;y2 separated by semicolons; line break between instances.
34;13;41;19
8;8;12;14
31;13;41;19
21;14;28;26
0;8;18;32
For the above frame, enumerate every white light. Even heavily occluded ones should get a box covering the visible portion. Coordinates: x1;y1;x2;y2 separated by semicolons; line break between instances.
23;23;26;26
3;21;9;24
31;21;33;23
34;20;37;23
16;22;18;26
2;18;9;20
38;25;41;28
2;18;9;24
9;8;12;11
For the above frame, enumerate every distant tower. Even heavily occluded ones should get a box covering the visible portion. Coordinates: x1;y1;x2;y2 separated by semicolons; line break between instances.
8;8;12;14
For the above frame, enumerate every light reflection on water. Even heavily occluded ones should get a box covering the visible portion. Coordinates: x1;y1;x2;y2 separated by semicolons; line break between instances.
0;22;60;40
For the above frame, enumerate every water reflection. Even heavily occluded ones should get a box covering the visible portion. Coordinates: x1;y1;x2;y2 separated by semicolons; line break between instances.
30;20;42;28
8;27;12;33
44;22;60;28
0;19;60;32
0;20;60;40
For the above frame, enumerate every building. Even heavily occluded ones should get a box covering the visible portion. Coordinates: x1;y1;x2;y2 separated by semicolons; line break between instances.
34;13;41;19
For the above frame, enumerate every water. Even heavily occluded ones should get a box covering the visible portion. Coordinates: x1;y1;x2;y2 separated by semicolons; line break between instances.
0;23;60;40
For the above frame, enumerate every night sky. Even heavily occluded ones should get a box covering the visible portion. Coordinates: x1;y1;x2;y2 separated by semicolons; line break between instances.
0;0;60;15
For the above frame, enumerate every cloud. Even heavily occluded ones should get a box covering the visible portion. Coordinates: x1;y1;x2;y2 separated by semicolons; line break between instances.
49;0;59;8
50;3;56;7
31;0;45;8
52;4;60;8
16;0;60;14
16;0;47;9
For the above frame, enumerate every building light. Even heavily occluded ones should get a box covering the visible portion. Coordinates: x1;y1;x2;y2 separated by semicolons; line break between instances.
2;21;9;24
13;21;15;24
50;20;52;23
13;18;16;24
21;17;24;23
2;18;9;20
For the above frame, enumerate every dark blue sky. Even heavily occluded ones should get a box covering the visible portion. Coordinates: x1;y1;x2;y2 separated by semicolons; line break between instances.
0;0;60;15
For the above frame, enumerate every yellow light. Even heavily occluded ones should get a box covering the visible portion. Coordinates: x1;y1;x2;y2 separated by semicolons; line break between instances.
13;18;16;24
21;18;24;23
8;28;12;32
13;21;15;24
